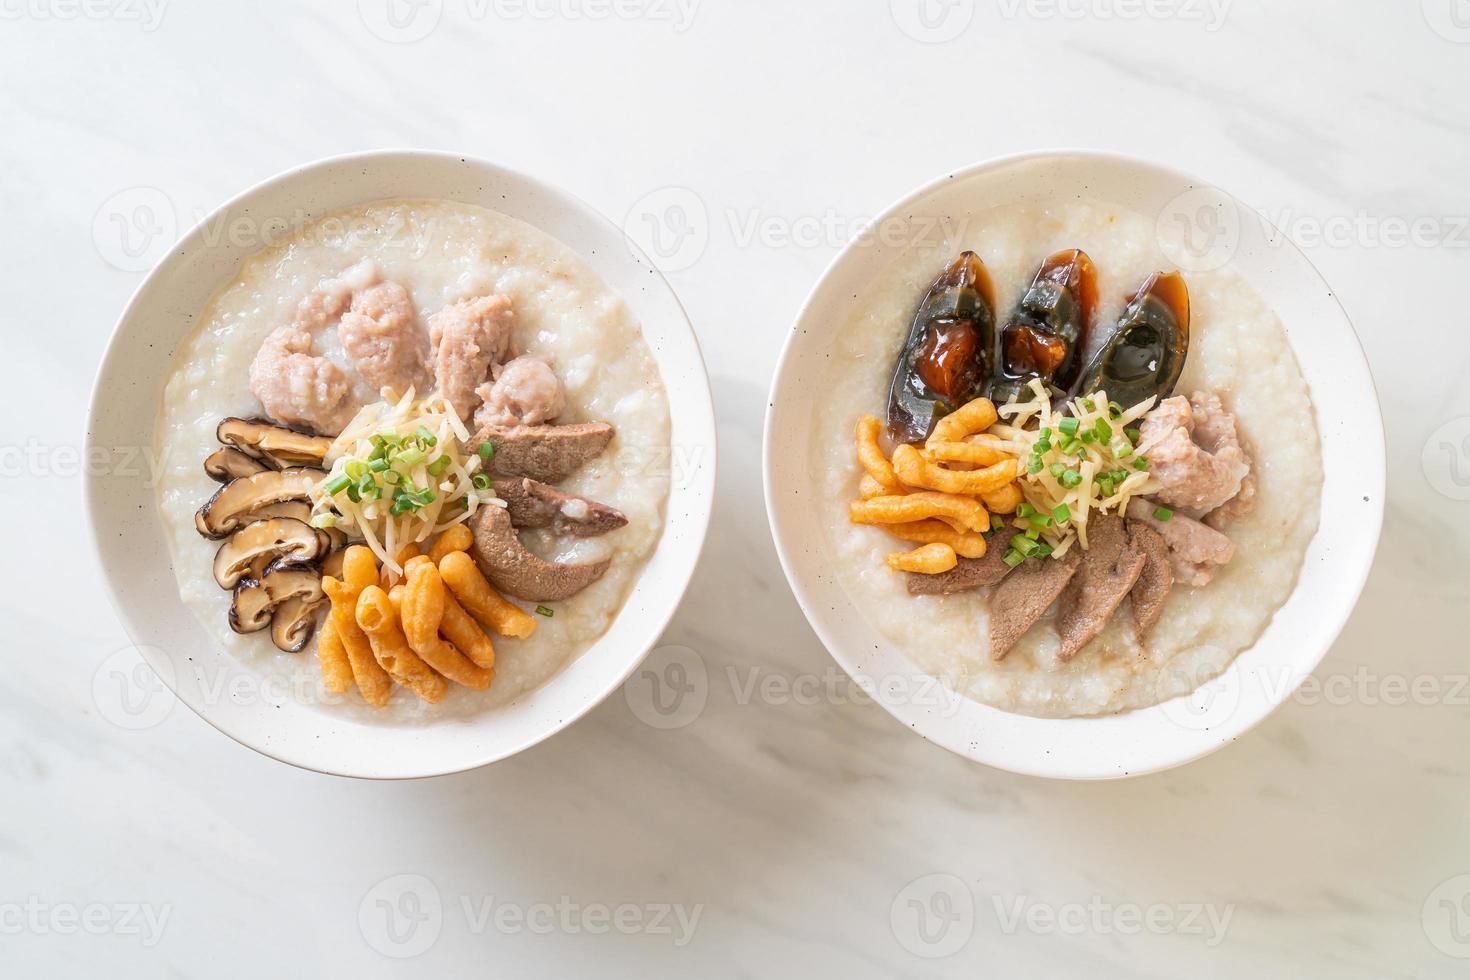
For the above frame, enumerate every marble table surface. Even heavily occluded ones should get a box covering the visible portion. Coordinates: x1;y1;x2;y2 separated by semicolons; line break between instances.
3;1;1467;975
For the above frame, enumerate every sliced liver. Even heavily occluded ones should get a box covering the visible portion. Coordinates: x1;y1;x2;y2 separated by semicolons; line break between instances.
1056;514;1146;662
907;526;1021;596
988;549;1082;662
1126;520;1173;640
492;477;628;538
474;421;615;484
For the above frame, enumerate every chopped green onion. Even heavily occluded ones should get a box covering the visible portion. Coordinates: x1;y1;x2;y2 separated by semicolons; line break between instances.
1028;454;1044;474
1060;470;1083;489
1016;502;1037;519
1125;427;1141;443
1025;528;1041;541
1153;506;1174;522
1037;426;1052;442
309;513;338;529
991;514;1007;532
1029;513;1053;528
1109;401;1124;418
1034;542;1054;557
1134;458;1149;470
389;496;415;516
1079;398;1096;412
472;473;492;491
1003;549;1026;568
369;457;390;472
346;483;362;503
428;455;453;477
345;460;368;481
1058;417;1080;436
1049;462;1066;479
535;605;554;617
1013;536;1040;556
415;425;437;447
478;441;496;461
384;469;403;486
396;447;427;468
324;474;352;496
1094;418;1113;442
1052;503;1071;523
1079;430;1097;444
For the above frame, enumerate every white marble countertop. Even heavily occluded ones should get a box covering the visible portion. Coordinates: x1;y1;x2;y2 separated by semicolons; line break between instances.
4;1;1468;975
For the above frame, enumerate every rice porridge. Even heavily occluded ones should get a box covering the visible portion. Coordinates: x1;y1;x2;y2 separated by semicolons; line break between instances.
815;201;1322;718
155;199;670;721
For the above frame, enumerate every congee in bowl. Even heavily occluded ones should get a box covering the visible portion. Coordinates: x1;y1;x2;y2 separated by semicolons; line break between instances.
156;198;671;720
815;200;1322;718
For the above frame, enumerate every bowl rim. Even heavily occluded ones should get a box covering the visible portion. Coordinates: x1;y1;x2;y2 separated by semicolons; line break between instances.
762;147;1385;779
84;148;717;779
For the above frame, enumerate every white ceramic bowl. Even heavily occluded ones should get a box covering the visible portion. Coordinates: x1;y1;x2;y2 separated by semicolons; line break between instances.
86;150;716;779
764;150;1383;780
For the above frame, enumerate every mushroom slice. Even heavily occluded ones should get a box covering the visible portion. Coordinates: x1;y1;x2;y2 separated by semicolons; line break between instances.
271;595;328;653
217;417;332;467
204;447;270;482
468;505;609;601
213;518;326;589
227;560;326;643
198;467;324;538
228;578;276;634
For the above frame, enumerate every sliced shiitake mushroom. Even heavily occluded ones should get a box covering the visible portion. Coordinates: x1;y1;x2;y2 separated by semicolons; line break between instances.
270;594;328;653
227;559;326;646
198;467;323;538
214;518;326;588
204;446;269;483
217;417;332;467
